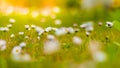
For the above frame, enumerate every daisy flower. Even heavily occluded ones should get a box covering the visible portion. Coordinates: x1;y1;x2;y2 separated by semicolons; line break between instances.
31;24;36;29
45;27;52;32
12;46;22;55
0;27;9;32
106;21;113;28
55;27;67;36
0;40;6;51
25;25;31;30
35;26;44;33
67;27;75;34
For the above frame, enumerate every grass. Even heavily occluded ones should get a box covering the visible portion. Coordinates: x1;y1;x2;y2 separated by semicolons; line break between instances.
0;8;120;68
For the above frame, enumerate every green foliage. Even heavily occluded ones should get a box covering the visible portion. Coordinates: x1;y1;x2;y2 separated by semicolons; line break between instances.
113;20;120;31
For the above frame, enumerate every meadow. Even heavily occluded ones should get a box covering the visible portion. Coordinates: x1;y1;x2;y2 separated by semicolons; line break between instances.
0;7;120;68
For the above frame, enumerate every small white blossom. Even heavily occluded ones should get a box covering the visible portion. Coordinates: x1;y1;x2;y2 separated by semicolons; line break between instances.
0;27;4;31
93;51;107;62
44;39;60;55
19;42;26;48
31;24;36;29
45;27;52;32
85;26;94;32
25;25;31;30
67;27;75;34
0;40;6;51
106;22;113;28
25;36;29;39
9;18;16;23
10;34;15;38
25;25;29;28
35;26;44;33
37;36;40;40
55;28;67;36
18;32;24;35
81;22;94;31
73;36;82;45
7;24;12;28
52;28;58;31
0;27;9;32
12;46;22;55
54;19;62;25
86;31;90;36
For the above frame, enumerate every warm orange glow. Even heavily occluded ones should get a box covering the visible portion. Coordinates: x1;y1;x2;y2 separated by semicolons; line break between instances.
113;0;120;7
41;0;56;8
6;0;27;7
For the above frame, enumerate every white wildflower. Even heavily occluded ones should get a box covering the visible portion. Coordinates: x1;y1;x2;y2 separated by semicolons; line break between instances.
86;31;90;36
0;27;9;32
19;42;26;48
54;19;62;25
67;27;75;34
73;36;82;45
44;39;60;55
52;28;58;31
31;24;36;29
0;40;6;51
10;34;15;38
9;18;16;23
12;46;22;55
55;28;67;36
7;24;12;28
35;26;44;33
45;27;52;32
106;21;113;28
18;32;24;35
25;36;29;39
25;25;30;28
37;36;40;40
93;51;107;62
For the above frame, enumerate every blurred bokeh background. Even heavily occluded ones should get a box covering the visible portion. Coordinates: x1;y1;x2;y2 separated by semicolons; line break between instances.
0;0;120;68
0;0;120;23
